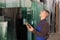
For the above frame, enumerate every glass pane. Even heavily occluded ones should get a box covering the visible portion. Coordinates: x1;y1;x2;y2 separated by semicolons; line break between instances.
0;22;7;40
2;8;18;40
31;2;43;27
0;0;6;8
6;0;20;7
20;0;31;7
0;0;32;8
31;2;44;40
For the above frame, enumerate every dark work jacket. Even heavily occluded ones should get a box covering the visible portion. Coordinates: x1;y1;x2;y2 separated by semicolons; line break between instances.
32;19;50;40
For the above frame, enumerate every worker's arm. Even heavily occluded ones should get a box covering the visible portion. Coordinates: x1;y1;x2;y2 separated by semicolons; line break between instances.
32;22;49;37
26;22;49;37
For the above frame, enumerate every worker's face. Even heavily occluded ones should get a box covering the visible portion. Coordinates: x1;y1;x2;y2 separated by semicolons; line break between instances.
39;11;48;18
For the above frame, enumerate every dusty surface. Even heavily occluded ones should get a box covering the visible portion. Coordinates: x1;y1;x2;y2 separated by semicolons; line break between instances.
47;33;60;40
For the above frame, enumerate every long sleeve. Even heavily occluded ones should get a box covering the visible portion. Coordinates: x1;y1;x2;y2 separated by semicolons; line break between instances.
32;22;49;37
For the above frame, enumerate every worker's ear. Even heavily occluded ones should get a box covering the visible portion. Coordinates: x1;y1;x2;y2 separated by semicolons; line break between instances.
46;13;49;18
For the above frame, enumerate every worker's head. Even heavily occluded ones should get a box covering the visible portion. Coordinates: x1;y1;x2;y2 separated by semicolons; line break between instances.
39;9;49;18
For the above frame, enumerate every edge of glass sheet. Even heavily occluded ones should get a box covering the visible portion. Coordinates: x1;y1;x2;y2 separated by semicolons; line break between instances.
0;3;6;8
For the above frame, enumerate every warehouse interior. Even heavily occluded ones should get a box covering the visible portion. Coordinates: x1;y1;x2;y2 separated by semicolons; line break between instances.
0;0;60;40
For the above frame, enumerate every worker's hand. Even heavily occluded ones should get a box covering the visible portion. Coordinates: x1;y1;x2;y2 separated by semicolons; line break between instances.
26;23;34;32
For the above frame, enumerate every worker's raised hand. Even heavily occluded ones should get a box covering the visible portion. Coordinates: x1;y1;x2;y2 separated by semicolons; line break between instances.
25;22;34;32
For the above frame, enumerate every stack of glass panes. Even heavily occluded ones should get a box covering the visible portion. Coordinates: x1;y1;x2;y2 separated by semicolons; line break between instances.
0;0;31;8
0;16;8;40
0;0;20;8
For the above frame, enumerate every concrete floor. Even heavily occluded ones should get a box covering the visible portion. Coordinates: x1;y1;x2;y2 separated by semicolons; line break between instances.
47;33;60;40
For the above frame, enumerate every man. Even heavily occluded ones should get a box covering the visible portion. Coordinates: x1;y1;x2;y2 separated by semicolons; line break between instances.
26;9;50;40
